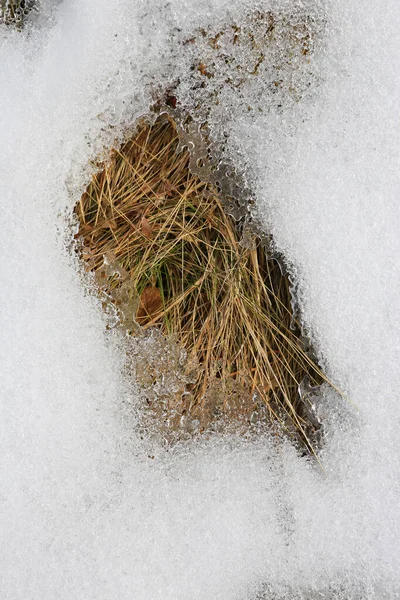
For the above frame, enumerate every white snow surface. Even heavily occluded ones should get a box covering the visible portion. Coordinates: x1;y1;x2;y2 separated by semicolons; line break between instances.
1;1;400;598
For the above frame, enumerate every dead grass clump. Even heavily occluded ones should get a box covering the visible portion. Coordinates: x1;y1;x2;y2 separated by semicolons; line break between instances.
75;114;324;450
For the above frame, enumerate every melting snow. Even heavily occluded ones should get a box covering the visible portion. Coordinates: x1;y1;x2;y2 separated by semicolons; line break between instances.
1;0;400;598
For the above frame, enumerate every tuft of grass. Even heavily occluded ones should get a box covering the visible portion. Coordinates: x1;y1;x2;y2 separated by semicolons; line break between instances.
75;114;327;450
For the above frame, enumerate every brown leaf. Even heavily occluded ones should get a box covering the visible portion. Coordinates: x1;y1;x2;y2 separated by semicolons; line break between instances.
198;62;213;78
165;95;177;109
106;218;118;231
162;180;176;198
75;223;94;238
140;182;153;194
198;62;207;76
141;216;153;239
136;286;163;324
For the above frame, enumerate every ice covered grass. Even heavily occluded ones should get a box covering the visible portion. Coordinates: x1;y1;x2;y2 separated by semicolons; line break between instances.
1;0;400;598
0;0;35;27
75;113;327;448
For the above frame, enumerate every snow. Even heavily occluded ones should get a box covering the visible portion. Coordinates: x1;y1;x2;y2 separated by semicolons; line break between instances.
1;0;400;598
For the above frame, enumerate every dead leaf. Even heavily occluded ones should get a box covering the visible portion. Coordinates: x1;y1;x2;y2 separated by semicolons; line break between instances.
75;223;94;238
198;62;207;76
165;94;177;109
140;182;153;195
106;218;118;231
198;62;213;78
162;180;176;198
136;286;163;324
141;216;153;239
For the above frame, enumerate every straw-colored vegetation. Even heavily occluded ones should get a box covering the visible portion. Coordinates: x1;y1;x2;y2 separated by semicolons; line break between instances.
75;114;325;450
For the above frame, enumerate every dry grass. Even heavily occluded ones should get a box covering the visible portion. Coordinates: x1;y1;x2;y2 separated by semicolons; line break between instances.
75;114;326;450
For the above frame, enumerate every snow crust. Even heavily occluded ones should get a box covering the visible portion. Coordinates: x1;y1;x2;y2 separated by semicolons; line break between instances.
1;0;400;598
